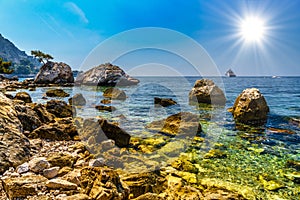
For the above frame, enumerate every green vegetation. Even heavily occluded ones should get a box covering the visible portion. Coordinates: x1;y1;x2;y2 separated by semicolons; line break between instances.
12;59;39;74
31;50;53;64
0;57;13;74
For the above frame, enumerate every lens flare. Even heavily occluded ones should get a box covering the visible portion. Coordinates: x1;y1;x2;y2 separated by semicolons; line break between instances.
239;16;266;42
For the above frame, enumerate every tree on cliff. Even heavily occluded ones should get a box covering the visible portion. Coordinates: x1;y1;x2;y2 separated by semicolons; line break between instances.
31;50;53;64
0;58;14;74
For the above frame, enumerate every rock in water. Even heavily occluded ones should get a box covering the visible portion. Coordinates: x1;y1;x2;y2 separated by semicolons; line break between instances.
68;93;86;106
154;97;177;107
95;105;116;112
146;112;201;137
103;87;126;100
46;89;70;97
0;92;30;173
189;79;226;105
14;92;32;103
34;61;74;84
228;88;269;126
75;63;139;86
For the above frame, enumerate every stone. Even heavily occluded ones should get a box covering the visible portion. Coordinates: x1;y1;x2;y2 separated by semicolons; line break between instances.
1;174;47;199
100;99;112;104
46;178;77;190
14;104;42;132
61;169;81;186
75;63;139;86
98;117;131;147
43;166;60;179
68;93;86;106
46;89;70;97
103;87;126;100
189;79;226;105
34;61;74;84
89;158;105;167
14;91;32;103
95;105;116;112
16;162;30;174
29;117;78;141
146;112;201;137
228;88;269;126
80;167;129;199
132;193;164;200
33;103;55;123
0;92;31;173
63;194;91;200
47;152;76;168
46;100;75;118
154;97;177;107
57;167;73;177
28;157;50;173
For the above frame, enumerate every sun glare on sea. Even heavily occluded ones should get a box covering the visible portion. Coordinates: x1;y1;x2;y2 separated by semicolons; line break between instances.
239;16;266;43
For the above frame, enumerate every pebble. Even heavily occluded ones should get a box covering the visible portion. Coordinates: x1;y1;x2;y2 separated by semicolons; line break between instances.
16;162;29;174
46;178;78;190
43;167;60;179
29;157;50;173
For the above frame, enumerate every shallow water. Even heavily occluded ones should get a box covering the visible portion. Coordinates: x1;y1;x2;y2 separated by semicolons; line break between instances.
13;76;300;199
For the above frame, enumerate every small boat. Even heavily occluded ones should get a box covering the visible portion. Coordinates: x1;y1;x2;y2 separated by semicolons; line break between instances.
272;76;280;78
225;69;236;77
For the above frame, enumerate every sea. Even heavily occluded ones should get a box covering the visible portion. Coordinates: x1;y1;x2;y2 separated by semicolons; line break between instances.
14;76;300;199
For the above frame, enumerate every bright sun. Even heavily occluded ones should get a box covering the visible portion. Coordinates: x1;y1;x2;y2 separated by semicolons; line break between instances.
239;17;266;43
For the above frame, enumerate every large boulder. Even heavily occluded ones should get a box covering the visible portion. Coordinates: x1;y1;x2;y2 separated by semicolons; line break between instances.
103;87;126;100
34;61;74;84
146;112;201;137
0;93;30;173
75;63;139;86
228;88;269;126
189;79;226;105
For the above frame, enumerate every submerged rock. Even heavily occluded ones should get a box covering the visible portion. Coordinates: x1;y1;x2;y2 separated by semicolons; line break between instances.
0;92;30;173
69;93;86;106
103;87;126;100
75;63;139;86
228;88;269;126
14;91;32;103
146;112;201;137
46;88;70;97
189;79;226;105
95;105;116;112
34;61;74;84
154;97;177;107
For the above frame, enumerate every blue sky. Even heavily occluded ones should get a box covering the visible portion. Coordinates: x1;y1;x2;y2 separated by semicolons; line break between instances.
0;0;300;76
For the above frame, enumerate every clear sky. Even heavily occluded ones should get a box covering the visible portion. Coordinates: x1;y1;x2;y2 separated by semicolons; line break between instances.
1;0;300;76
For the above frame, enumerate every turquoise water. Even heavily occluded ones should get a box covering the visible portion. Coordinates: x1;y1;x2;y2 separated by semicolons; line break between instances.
14;76;300;198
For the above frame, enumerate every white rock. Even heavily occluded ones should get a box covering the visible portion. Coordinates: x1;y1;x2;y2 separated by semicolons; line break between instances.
101;139;115;151
46;178;77;190
43;167;60;179
16;162;29;174
89;158;105;167
29;157;50;173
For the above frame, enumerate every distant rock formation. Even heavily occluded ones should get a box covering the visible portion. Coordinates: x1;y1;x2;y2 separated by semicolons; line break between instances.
189;79;226;105
75;63;139;86
34;61;74;84
228;88;269;126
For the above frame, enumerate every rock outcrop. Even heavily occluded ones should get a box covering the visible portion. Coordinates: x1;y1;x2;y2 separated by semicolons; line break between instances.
154;97;177;107
103;87;126;100
189;79;226;105
46;89;70;97
46;100;75;118
146;112;201;137
228;88;269;126
75;63;139;86
14;92;32;103
34;61;74;84
0;93;30;173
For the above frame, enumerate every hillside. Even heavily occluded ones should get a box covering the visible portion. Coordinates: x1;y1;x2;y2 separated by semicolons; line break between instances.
0;34;40;74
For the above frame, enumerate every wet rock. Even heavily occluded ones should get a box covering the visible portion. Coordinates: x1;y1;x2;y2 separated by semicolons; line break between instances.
228;88;269;126
80;167;129;199
75;63;139;86
95;105;116;112
103;87;126;100
154;97;177;107
34;61;74;84
14;91;32;103
1;174;47;199
68;93;86;106
290;117;300;127
146;112;201;137
0;92;30;173
46;89;70;97
204;149;227;159
43;166;60;179
46;178;77;190
28;157;50;173
189;79;226;105
100;99;112;104
29;117;78;141
46;100;75;118
286;160;300;171
258;175;285;191
15;104;42;132
47;152;76;168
